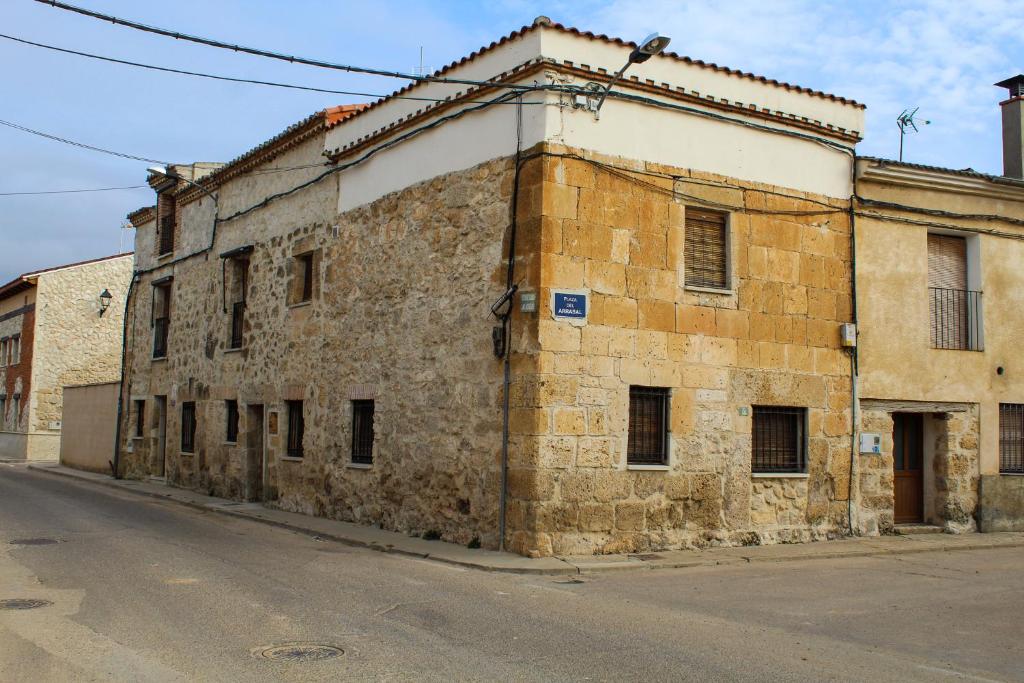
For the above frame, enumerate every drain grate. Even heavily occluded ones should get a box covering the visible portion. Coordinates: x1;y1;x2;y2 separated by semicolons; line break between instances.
9;538;59;546
0;598;52;610
256;643;344;662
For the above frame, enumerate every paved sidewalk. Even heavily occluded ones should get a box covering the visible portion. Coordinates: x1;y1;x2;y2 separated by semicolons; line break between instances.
25;461;1024;575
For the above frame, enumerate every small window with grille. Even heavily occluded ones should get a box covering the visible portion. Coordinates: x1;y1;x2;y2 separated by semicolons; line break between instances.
627;387;670;466
286;400;304;458
181;402;196;453
225;400;239;443
351;400;375;465
752;406;806;474
685;208;729;290
999;404;1024;474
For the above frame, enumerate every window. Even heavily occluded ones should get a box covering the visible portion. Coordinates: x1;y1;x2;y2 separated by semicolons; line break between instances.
928;234;982;351
351;400;375;464
181;401;196;453
627;387;669;465
157;192;176;256
134;400;146;438
153;282;172;358
299;252;314;303
0;397;6;426
225;400;239;443
229;259;249;349
685;208;729;290
999;404;1024;474
286;400;304;457
9;335;20;365
752;406;807;474
0;338;6;367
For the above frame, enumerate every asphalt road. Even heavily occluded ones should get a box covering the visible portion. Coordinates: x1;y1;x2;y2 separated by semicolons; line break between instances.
1;464;1022;682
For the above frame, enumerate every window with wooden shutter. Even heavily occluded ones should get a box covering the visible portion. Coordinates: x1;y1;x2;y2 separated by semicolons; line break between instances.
1000;404;1024;474
627;387;669;465
685;209;729;290
752;406;806;473
927;234;981;350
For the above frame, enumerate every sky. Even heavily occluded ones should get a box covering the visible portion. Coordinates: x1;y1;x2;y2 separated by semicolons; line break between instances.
1;0;1022;283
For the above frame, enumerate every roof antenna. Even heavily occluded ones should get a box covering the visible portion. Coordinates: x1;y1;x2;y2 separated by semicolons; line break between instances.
897;108;930;162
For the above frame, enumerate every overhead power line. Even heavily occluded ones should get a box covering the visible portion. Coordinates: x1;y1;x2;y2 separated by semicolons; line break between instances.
0;118;169;164
0;184;147;196
0;33;539;106
35;0;536;92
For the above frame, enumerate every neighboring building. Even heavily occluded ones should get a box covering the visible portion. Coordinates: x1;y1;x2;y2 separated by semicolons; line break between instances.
0;253;133;460
853;75;1024;534
120;18;869;557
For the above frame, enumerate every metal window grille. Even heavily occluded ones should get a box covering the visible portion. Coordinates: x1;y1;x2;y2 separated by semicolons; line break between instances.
999;404;1024;474
153;317;169;358
300;253;314;302
351;400;375;464
752;406;806;473
229;301;245;349
684;209;728;289
628;387;669;465
286;400;304;458
158;214;176;255
929;288;983;351
181;402;196;453
135;400;145;438
226;400;239;443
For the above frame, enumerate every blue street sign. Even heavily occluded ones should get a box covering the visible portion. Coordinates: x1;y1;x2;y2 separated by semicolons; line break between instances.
553;292;587;320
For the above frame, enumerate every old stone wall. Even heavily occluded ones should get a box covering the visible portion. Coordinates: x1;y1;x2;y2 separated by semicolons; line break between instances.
506;146;855;556
120;131;528;549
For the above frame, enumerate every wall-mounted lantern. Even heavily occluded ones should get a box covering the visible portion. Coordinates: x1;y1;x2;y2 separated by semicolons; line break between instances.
98;289;113;317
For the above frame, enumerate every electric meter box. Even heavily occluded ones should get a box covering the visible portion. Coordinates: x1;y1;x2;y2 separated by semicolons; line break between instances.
840;323;857;348
859;433;882;454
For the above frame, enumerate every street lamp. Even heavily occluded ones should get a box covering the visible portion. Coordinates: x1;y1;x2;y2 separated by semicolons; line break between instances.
594;32;672;116
98;288;112;317
146;165;218;204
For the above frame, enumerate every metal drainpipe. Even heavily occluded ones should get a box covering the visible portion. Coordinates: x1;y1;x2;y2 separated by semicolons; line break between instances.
111;273;137;479
847;152;860;535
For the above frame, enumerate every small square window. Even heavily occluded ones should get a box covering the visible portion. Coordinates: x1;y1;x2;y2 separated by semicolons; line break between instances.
351;400;375;465
181;401;196;453
286;400;304;457
627;387;669;465
752;406;806;474
225;400;239;443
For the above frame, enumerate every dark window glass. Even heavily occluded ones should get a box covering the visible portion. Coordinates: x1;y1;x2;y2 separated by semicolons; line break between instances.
286;401;304;458
153;284;171;359
135;400;145;438
627;387;669;465
351;400;375;464
685;209;728;289
999;404;1024;474
226;400;239;443
158;193;176;255
181;402;196;453
300;253;314;302
752;407;806;473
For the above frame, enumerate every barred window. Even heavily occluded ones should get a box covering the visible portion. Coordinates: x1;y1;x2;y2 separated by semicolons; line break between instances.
999;404;1024;474
135;400;146;438
286;400;304;458
181;402;196;453
157;192;176;256
627;387;669;465
225;400;239;443
685;208;729;290
351;400;375;465
752;406;806;474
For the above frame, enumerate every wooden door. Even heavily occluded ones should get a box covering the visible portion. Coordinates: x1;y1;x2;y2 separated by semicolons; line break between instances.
893;413;924;524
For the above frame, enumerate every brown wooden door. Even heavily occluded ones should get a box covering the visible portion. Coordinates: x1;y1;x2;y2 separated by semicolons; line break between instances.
893;413;924;524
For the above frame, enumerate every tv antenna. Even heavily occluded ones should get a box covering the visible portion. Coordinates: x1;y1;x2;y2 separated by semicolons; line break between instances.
897;108;930;162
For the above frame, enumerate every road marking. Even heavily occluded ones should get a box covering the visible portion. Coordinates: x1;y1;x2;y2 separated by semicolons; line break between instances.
915;664;1006;682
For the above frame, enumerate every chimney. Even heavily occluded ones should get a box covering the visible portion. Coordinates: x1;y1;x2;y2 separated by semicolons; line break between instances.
995;75;1024;179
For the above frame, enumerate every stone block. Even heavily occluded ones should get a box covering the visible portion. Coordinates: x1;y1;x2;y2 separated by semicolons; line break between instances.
542;181;579;220
597;295;638;328
636;331;668;359
541;253;585;289
677;305;716;335
625;266;676;301
587;409;609;436
552;408;587;436
538;320;581;353
701;338;737;366
630;231;667;268
615;501;647;531
585;261;627;295
579;503;614;531
508;469;556;501
594;471;633;502
638;299;675;333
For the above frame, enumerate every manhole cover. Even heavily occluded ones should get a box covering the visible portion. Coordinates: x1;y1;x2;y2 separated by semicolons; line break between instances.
9;538;59;546
0;599;52;610
255;643;344;662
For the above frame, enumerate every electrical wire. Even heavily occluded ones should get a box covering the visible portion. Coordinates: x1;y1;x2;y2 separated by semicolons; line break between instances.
36;0;539;92
0;118;169;164
0;184;147;196
0;33;541;106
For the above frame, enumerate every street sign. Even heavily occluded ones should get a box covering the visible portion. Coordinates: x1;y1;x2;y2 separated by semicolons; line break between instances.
553;291;587;321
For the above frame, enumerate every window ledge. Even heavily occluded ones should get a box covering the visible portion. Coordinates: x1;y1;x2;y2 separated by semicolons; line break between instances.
223;347;245;354
224;441;237;446
752;472;808;479
998;472;1024;476
287;300;312;310
347;462;373;470
130;435;145;441
152;356;168;362
627;463;670;471
180;451;194;457
157;252;175;261
279;455;304;462
685;285;734;296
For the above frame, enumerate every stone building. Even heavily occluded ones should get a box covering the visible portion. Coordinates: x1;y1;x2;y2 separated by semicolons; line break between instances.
0;253;133;460
852;75;1024;534
120;18;878;556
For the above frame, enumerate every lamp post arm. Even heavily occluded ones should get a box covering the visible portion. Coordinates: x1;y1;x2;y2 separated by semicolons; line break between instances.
593;60;632;117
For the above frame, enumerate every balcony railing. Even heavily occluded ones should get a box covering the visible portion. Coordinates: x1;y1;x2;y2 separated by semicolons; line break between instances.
158;215;175;255
153;316;169;358
229;301;245;349
929;287;983;351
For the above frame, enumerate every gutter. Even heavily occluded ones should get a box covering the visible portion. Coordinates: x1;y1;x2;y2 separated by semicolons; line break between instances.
847;152;860;535
110;273;137;479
